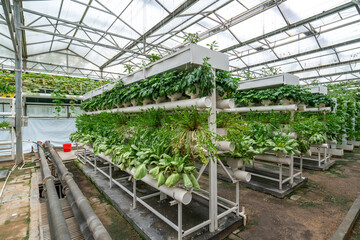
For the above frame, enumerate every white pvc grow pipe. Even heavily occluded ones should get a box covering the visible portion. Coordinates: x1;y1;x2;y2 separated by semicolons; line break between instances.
301;107;331;112
86;97;212;115
215;165;251;183
22;93;83;100
85;146;192;205
216;99;235;109
222;104;297;113
216;141;235;152
254;154;291;165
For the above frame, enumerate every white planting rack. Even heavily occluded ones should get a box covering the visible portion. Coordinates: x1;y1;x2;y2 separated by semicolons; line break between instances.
0;97;15;161
79;44;249;239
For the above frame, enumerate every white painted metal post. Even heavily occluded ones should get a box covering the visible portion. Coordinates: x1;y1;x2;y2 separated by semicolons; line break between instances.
208;71;218;232
109;163;112;189
290;155;294;185
236;181;240;216
132;178;137;209
14;0;23;165
279;164;282;190
94;157;97;174
178;202;183;240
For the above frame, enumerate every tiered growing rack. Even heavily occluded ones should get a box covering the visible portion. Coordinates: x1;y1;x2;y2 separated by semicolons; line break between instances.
295;85;335;170
77;44;248;239
222;74;306;198
0;97;15;161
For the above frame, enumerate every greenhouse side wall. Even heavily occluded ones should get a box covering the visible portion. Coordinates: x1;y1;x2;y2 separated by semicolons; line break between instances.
0;101;79;155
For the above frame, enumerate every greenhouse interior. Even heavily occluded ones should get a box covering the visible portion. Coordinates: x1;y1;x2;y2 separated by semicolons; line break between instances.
0;0;360;239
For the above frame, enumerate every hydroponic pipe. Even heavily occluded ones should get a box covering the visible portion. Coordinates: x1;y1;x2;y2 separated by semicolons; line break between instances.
65;190;94;240
39;147;71;240
22;93;83;100
216;99;235;109
95;150;193;205
222;104;297;113
86;97;212;115
254;154;291;165
46;142;111;240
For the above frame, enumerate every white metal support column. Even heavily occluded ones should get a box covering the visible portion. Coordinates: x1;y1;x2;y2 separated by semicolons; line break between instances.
14;0;23;164
208;71;218;232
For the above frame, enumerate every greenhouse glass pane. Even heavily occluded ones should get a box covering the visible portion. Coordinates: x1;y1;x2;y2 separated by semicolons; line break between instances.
273;37;319;58
338;48;360;62
27;42;52;55
122;0;168;34
85;50;108;66
108;19;140;40
215;1;247;20
156;0;187;12
297;49;335;61
230;7;287;42
28;52;67;66
98;0;132;16
60;0;88;22
295;70;319;79
0;46;13;58
82;7;116;31
279;0;348;23
23;0;62;19
0;33;13;50
299;54;338;69
240;0;266;9
229;59;247;69
318;65;351;75
198;30;239;51
317;22;360;47
241;50;278;66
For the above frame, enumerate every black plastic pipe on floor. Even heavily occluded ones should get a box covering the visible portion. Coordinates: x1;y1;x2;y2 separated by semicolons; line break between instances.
39;147;72;240
46;141;112;240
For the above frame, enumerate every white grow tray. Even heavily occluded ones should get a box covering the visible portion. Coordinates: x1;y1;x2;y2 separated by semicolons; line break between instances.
237;73;299;91
83;44;229;100
308;85;328;95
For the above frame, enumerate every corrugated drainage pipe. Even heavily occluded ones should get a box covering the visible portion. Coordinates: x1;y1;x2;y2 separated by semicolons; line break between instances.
45;141;112;240
39;146;71;240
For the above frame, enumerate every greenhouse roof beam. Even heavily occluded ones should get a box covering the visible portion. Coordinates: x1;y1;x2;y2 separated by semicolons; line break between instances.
221;1;356;53
49;0;64;52
230;37;360;73
114;0;231;68
21;8;171;53
174;0;286;49
288;58;360;74
300;70;360;81
0;56;119;80
99;0;198;70
20;25;148;57
1;0;17;53
66;0;92;49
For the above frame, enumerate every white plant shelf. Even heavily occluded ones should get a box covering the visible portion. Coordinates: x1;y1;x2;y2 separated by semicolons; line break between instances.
83;44;229;101
237;73;299;91
222;104;297;113
0;97;15;161
308;85;328;95
23;93;83;100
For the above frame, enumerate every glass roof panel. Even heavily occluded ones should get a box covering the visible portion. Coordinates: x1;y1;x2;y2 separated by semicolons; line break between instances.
338;48;360;62
0;45;13;58
317;22;360;47
299;54;338;69
59;0;88;22
241;49;278;66
230;7;287;42
198;30;239;51
318;65;351;75
273;37;319;58
215;1;247;20
279;0;348;23
121;0;168;34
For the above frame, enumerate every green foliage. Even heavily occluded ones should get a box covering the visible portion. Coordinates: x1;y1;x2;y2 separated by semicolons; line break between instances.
81;59;238;112
0;121;10;129
71;108;215;188
184;33;199;44
206;41;218;50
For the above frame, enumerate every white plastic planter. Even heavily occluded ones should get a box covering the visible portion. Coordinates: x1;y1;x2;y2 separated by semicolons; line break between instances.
237;73;299;91
254;154;291;165
86;97;212;115
222;104;297;113
83;44;229;100
84;145;192;205
308;85;328;95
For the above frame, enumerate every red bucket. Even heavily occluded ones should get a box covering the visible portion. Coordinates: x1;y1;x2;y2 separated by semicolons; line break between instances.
63;143;72;152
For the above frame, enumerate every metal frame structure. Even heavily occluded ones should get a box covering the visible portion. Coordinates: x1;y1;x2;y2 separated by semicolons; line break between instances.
0;97;15;161
0;0;359;84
